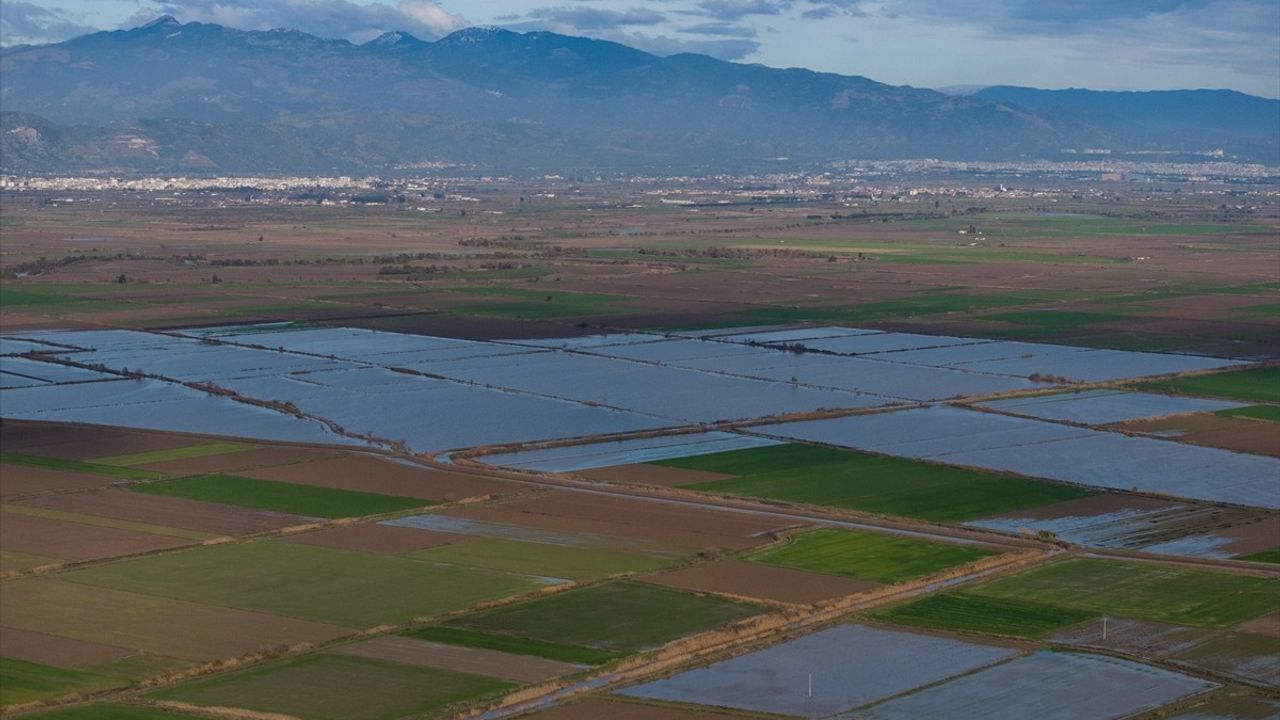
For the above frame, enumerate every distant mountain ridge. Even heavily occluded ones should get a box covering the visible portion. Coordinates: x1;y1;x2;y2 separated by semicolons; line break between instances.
1;17;1275;174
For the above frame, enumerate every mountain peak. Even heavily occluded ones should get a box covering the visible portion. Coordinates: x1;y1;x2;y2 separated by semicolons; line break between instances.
365;31;424;49
138;15;181;31
436;26;516;45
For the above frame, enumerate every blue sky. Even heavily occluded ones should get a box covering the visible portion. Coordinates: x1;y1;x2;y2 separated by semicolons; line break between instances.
2;0;1278;97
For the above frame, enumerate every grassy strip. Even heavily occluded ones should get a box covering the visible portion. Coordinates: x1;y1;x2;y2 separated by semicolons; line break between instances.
405;626;620;665
750;528;996;583
870;593;1096;639
16;705;208;720
0;658;125;707
1137;367;1280;404
131;475;431;519
1215;404;1280;423
666;444;1093;522
0;452;166;481
90;443;256;467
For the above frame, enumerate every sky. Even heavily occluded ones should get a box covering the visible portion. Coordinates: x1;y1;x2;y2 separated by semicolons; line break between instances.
2;0;1278;97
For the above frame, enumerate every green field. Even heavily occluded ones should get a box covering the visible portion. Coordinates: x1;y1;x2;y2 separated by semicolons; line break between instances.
454;287;630;319
64;541;549;628
22;705;206;720
750;529;997;583
0;453;166;481
409;538;670;581
1215;404;1280;422
982;309;1132;333
0;658;124;707
447;583;763;654
149;654;512;720
870;593;1096;638
662;444;1094;522
404;626;621;665
1138;367;1280;403
1239;548;1280;564
873;558;1280;638
735;289;1082;326
90;443;255;467
131;474;429;518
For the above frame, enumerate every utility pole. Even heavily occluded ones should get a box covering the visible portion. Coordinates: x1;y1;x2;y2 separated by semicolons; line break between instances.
1102;615;1108;641
808;672;813;698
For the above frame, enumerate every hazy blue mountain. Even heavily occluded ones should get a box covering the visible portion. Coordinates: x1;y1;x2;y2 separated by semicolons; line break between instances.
1;18;1275;174
975;86;1278;157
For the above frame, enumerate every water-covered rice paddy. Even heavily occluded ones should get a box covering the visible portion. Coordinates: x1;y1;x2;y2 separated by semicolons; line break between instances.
616;623;1019;716
1;324;1269;515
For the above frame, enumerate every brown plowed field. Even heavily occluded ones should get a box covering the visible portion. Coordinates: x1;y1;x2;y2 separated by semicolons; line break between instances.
136;447;333;476
0;511;193;562
1117;415;1280;457
440;490;793;552
282;523;462;554
1235;610;1280;638
1;579;352;662
518;697;768;720
577;464;737;488
243;455;523;501
0;463;124;499
332;636;581;683
0;626;134;668
0;421;197;460
640;559;881;605
18;488;308;537
1210;516;1280;556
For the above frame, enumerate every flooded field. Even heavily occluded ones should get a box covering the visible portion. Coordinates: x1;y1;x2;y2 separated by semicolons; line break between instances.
759;406;1280;508
852;651;1217;720
977;389;1245;425
617;623;1019;716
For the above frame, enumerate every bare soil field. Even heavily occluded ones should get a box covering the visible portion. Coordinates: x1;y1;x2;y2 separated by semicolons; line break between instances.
1234;610;1280;638
18;488;308;537
0;511;193;562
0;422;201;461
1;578;352;662
282;523;462;554
516;697;769;720
242;455;524;502
0;626;134;668
1117;414;1280;457
440;489;794;552
640;558;881;605
577;464;737;488
0;463;124;499
331;635;580;683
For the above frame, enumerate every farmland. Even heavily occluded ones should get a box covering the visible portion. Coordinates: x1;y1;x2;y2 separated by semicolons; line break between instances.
441;583;765;655
149;654;514;720
662;444;1095;521
748;528;997;583
1138;367;1280;403
132;474;431;518
871;558;1280;638
1;183;1278;719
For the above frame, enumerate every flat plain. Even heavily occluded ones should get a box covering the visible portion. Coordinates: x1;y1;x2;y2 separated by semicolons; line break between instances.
1;187;1278;719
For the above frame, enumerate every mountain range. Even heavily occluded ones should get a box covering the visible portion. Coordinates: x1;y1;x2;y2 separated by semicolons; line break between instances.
2;16;1276;175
